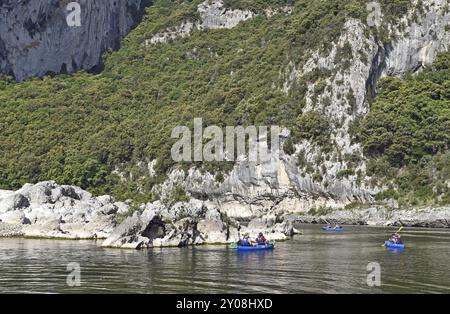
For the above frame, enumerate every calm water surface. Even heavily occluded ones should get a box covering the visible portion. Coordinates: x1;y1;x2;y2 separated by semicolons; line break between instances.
1;224;450;293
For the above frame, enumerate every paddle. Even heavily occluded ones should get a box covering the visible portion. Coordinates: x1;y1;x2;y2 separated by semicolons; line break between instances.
230;223;242;249
382;226;404;246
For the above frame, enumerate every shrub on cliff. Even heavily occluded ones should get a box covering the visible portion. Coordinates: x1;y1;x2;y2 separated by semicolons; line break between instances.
357;51;450;206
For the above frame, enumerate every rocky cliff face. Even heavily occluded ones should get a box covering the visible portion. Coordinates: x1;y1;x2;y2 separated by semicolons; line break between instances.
145;0;291;46
382;3;450;77
146;0;450;219
0;0;150;81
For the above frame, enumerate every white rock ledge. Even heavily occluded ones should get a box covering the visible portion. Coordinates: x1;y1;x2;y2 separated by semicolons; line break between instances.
0;181;119;239
290;206;450;228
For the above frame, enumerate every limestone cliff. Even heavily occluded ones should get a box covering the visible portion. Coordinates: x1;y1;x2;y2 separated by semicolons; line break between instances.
144;0;292;46
146;0;450;219
0;0;150;81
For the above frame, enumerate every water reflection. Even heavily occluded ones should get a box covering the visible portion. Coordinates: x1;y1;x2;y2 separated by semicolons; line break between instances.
1;225;450;293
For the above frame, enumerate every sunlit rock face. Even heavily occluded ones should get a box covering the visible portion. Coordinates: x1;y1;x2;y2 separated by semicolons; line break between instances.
382;0;450;77
0;0;151;81
0;181;125;239
145;0;264;46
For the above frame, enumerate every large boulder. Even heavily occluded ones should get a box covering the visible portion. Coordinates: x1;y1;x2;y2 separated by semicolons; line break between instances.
0;181;120;239
196;208;233;244
102;211;165;249
197;219;228;244
247;216;276;230
17;182;54;205
0;193;29;214
271;220;299;237
0;210;29;225
102;202;240;249
153;217;197;247
153;229;186;247
243;215;300;241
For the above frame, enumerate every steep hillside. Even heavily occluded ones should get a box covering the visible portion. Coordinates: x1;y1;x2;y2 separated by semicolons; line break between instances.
0;0;448;218
357;52;450;207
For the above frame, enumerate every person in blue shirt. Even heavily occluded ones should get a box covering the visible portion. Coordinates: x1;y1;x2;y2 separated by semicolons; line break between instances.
238;233;252;246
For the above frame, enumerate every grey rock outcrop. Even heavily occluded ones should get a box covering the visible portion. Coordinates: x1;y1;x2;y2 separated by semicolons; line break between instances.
102;199;298;249
0;0;150;81
0;181;120;239
102;211;165;249
383;0;450;77
197;0;255;30
292;206;450;228
145;0;255;45
102;201;233;248
145;0;291;46
0;181;297;246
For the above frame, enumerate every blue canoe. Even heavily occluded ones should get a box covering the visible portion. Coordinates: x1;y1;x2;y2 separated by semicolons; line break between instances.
321;226;344;231
384;241;405;249
236;244;275;251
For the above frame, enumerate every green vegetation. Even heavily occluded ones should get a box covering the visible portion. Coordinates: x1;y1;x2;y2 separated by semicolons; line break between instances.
0;0;436;206
292;111;332;148
162;183;191;207
355;51;450;206
308;206;334;216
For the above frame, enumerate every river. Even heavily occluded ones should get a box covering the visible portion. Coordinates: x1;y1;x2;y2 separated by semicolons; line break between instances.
1;224;450;293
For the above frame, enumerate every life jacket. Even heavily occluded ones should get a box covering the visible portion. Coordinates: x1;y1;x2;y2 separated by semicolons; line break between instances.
241;239;251;246
256;236;266;245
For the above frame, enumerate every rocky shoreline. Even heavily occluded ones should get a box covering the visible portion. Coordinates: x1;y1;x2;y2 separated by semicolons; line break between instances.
1;182;449;248
0;182;300;248
288;206;450;229
0;181;121;239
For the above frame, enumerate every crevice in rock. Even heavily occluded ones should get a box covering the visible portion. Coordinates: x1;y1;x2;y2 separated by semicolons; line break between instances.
364;42;390;108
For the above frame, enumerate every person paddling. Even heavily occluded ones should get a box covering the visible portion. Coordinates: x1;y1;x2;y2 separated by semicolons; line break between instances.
382;226;406;249
255;232;267;245
237;233;252;247
390;233;403;244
